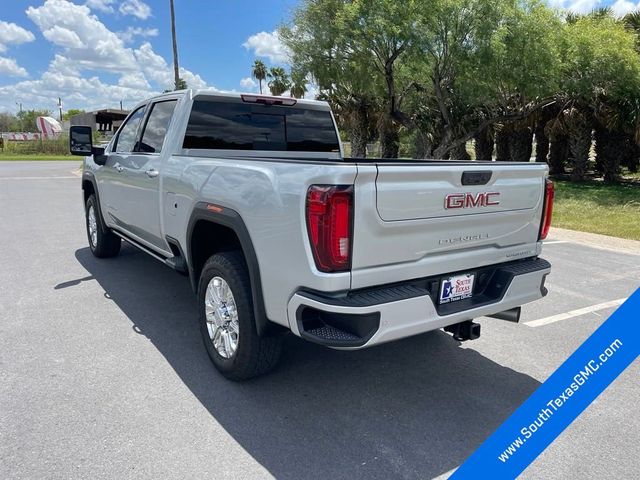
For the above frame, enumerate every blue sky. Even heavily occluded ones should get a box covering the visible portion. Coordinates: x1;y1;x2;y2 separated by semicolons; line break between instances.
0;0;636;114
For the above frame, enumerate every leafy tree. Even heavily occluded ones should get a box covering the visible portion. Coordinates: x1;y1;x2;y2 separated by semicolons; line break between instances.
16;110;52;132
289;70;308;99
0;112;17;132
252;60;267;94
164;78;188;93
336;0;419;158
267;67;291;96
63;109;85;121
559;16;640;181
280;0;381;157
281;0;640;181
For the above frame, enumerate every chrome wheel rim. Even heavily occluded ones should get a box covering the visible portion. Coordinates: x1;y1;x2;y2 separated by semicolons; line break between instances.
204;276;239;359
88;205;97;248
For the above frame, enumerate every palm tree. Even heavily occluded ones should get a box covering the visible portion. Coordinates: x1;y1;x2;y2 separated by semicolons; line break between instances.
289;71;308;99
267;67;290;96
169;0;180;90
623;11;640;36
251;60;267;94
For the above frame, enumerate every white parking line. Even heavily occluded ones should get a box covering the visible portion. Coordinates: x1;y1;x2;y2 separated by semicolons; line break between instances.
543;240;570;245
525;298;628;328
431;467;457;480
0;176;77;180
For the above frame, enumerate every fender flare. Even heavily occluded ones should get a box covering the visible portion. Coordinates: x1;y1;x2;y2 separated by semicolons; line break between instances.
186;202;272;336
81;172;109;234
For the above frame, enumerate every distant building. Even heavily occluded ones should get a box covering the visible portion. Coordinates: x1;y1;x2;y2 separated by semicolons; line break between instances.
70;109;129;136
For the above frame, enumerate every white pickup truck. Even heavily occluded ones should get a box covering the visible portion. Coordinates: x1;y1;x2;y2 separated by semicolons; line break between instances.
70;90;553;380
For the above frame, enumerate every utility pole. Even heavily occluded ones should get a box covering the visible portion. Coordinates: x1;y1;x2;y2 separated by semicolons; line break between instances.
16;102;23;132
170;0;180;90
58;97;63;122
120;100;123;111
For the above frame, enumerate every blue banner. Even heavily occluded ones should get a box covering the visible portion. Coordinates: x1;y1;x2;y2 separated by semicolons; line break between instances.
451;288;640;479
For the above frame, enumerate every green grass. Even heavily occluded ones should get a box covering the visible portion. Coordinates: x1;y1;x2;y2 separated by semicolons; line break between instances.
0;154;75;161
553;180;640;241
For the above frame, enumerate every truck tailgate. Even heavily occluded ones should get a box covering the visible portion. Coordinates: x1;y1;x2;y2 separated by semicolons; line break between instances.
351;162;548;289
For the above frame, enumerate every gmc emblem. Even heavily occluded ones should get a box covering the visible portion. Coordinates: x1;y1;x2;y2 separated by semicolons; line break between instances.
445;192;500;209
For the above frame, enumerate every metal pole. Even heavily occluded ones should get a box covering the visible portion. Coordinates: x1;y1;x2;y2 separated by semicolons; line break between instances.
16;102;23;132
170;0;180;90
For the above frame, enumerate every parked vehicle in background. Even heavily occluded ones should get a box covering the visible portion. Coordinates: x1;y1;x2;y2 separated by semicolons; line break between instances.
70;90;553;380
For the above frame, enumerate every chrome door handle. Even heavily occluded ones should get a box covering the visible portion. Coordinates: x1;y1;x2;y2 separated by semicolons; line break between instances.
145;168;159;178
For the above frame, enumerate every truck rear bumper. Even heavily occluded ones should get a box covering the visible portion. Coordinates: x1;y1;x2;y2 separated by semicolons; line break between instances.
287;257;550;349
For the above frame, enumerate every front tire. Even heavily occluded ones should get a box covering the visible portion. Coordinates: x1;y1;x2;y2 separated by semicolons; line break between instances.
85;194;121;258
198;251;282;380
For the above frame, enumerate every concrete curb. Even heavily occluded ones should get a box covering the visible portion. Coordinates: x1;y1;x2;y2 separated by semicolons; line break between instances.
548;227;640;256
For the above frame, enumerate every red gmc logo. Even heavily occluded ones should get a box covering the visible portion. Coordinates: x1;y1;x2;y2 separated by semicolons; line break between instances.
445;192;500;209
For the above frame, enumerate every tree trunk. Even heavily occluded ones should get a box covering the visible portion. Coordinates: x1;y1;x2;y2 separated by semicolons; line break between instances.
349;105;369;158
414;130;433;159
567;113;592;181
474;128;494;160
595;126;624;183
548;136;568;174
379;117;399;159
535;120;550;163
509;128;533;162
450;143;471;160
624;138;640;173
495;129;511;161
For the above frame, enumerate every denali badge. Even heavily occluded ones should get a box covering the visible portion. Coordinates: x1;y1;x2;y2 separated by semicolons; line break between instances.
445;192;500;209
439;233;489;245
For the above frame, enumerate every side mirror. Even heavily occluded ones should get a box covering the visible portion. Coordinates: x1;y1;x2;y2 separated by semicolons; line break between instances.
69;126;93;156
70;125;107;165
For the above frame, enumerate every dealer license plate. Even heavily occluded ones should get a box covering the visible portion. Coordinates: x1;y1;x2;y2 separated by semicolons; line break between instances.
439;273;475;304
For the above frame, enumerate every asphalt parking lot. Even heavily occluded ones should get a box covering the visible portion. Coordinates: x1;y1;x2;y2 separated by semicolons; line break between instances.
1;161;638;480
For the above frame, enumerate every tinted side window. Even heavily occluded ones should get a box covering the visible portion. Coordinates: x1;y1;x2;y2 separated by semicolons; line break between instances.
183;100;339;153
138;100;178;153
285;109;341;152
115;107;145;153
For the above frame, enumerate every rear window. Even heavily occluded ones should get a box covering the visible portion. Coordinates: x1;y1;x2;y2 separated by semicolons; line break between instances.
183;100;340;152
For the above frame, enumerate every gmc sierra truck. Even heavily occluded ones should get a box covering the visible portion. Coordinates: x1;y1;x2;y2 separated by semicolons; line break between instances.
70;90;553;380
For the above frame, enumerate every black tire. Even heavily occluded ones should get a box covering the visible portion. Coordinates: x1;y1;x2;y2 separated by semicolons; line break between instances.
198;251;282;380
85;194;121;258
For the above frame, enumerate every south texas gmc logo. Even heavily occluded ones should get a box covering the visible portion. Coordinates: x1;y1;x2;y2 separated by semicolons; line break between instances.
444;192;501;209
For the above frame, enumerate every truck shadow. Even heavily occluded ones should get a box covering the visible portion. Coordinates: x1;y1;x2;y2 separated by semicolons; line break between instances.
72;245;540;480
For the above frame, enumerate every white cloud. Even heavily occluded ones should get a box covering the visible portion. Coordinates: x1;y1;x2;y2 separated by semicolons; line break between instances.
0;72;152;113
240;77;256;89
27;0;138;73
549;0;640;17
133;42;208;90
85;0;115;13
119;0;152;20
0;21;36;53
611;0;640;16
0;57;28;77
242;31;290;63
118;72;150;89
549;0;602;13
0;0;211;112
119;26;159;44
42;25;84;49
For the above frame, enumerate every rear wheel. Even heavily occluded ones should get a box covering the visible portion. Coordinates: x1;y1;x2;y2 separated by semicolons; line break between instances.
198;251;282;380
85;194;121;258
